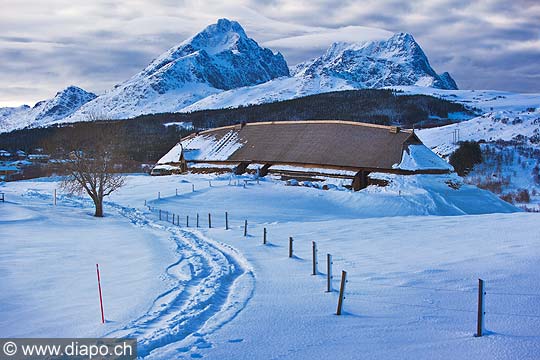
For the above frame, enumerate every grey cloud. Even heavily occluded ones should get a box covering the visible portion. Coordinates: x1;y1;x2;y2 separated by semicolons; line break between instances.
0;0;538;106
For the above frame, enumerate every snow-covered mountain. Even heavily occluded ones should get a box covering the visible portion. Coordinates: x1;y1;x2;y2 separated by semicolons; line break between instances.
0;86;96;132
0;19;461;131
182;32;457;111
63;19;289;122
293;33;456;89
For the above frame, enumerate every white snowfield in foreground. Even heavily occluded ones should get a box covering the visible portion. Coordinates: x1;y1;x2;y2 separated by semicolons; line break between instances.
1;173;539;359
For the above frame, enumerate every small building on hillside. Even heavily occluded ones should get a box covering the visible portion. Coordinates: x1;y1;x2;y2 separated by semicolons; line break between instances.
0;150;12;159
153;120;453;190
16;150;27;159
0;165;21;181
28;154;50;163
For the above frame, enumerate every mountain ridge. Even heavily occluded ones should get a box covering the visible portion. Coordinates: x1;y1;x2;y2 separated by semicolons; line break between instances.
1;19;457;132
0;86;96;132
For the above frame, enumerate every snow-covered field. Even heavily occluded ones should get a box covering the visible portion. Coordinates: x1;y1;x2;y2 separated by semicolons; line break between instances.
1;173;539;359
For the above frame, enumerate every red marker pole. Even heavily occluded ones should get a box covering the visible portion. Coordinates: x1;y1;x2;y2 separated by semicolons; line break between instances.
96;264;105;324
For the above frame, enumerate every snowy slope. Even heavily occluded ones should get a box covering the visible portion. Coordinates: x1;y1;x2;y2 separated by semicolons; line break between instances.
3;174;538;360
181;74;354;112
0;86;96;132
419;109;540;157
418;108;540;209
392;86;540;113
0;188;177;338
62;19;289;122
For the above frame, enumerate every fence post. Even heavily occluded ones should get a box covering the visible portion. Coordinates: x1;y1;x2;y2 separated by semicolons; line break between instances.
158;191;160;200
54;189;57;206
166;212;169;222
208;213;212;228
312;241;318;275
176;188;178;196
326;254;332;292
209;180;212;187
159;209;162;220
263;227;267;245
192;184;195;192
475;278;485;337
196;213;199;228
244;220;248;237
144;199;146;207
289;237;294;258
172;213;175;225
186;215;189;227
225;212;229;230
96;264;105;324
336;270;347;315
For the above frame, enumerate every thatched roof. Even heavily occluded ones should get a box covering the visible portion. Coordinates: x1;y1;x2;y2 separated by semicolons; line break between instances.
160;120;452;173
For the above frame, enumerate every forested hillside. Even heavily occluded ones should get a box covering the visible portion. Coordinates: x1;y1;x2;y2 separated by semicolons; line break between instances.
0;90;471;162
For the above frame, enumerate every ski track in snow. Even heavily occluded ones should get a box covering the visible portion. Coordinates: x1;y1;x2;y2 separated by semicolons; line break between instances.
22;189;255;359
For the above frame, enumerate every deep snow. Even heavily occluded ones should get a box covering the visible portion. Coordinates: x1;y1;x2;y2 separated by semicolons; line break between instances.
1;173;538;359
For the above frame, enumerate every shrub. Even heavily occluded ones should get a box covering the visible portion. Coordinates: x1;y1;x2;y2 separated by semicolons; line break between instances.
449;141;483;176
500;193;514;204
515;189;530;203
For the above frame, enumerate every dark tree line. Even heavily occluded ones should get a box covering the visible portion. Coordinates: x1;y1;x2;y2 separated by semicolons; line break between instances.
131;89;471;129
1;119;190;163
0;89;472;162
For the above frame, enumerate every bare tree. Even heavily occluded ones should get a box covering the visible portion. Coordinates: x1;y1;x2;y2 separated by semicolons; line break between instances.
61;150;125;217
51;115;127;217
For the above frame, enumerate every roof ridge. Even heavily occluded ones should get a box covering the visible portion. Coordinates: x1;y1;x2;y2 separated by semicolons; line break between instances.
198;120;412;134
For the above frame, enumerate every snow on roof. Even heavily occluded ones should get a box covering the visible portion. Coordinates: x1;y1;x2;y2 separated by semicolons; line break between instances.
0;165;19;171
394;144;454;172
158;121;454;174
158;143;183;164
181;121;413;169
157;130;244;164
184;130;243;161
152;164;180;171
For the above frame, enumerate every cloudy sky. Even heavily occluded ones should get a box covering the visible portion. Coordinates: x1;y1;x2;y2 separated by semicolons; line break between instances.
1;0;539;107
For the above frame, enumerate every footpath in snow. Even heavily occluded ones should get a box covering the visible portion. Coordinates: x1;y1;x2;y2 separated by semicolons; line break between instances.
1;174;539;359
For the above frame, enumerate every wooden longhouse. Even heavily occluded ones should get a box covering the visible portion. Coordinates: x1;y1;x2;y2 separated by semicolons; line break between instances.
152;120;453;190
